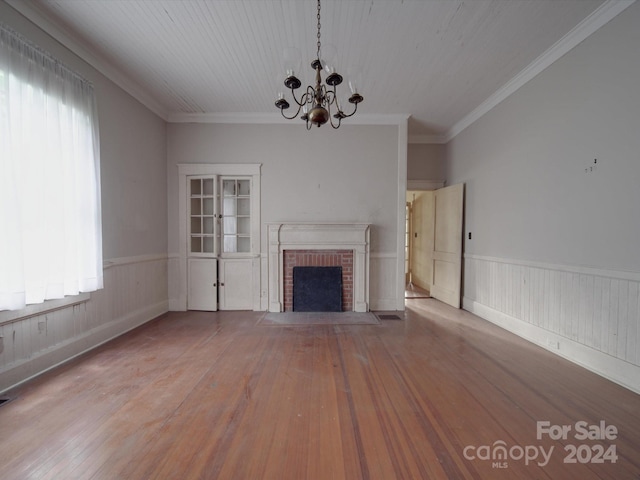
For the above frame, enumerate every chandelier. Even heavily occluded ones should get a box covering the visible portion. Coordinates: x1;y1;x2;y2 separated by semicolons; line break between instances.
274;0;363;129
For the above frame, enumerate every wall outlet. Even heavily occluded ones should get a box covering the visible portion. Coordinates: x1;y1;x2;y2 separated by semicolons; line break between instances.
38;321;46;333
546;338;560;349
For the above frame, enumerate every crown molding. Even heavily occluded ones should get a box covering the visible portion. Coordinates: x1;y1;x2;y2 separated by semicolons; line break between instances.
5;0;170;121
168;112;410;126
445;0;636;142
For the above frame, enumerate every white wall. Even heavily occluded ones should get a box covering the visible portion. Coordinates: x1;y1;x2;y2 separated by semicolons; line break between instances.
167;122;403;310
408;143;446;183
0;3;168;393
446;3;640;393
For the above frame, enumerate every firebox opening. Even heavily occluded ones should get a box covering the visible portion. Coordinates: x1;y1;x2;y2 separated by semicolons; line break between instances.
293;266;342;312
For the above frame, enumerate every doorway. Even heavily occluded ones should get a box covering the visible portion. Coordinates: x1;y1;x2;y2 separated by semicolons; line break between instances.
406;184;464;308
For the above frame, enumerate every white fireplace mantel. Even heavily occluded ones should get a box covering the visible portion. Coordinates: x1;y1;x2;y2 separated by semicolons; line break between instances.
267;223;370;312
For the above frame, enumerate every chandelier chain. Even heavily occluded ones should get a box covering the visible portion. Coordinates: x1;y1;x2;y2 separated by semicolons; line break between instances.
316;0;321;60
274;0;362;128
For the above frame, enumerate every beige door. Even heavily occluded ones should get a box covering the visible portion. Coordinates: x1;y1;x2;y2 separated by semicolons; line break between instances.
431;183;464;308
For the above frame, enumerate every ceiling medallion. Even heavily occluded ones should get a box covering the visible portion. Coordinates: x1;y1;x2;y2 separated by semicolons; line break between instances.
274;0;363;129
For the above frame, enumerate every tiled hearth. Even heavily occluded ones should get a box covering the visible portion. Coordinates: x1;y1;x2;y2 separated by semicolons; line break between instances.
267;223;370;312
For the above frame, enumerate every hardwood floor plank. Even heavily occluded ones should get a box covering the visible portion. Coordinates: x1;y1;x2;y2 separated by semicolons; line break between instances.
1;301;639;479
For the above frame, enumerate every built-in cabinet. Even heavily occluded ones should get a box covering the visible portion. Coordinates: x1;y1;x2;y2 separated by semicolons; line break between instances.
178;164;261;311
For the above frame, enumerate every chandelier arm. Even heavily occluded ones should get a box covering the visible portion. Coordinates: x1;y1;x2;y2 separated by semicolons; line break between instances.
286;87;311;108
279;102;304;120
339;101;359;119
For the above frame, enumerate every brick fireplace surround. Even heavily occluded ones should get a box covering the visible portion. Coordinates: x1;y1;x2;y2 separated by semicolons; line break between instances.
267;223;370;312
283;250;353;311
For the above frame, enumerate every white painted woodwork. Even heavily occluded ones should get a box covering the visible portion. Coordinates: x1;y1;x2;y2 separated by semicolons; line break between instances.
430;184;464;308
0;255;169;393
8;0;619;138
218;259;252;311
187;258;218;312
267;223;370;313
463;254;640;394
177;164;261;312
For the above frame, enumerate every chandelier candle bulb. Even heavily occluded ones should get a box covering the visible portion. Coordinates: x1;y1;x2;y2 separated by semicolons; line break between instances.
275;0;363;129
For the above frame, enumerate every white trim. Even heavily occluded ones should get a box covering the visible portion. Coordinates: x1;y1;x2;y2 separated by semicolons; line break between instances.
168;112;410;126
266;223;370;313
446;0;635;142
103;253;167;269
396;119;409;311
5;0;169;120
465;253;640;282
463;297;640;395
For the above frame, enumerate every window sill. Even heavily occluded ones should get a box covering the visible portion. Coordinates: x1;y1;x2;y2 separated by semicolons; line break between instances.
0;293;90;326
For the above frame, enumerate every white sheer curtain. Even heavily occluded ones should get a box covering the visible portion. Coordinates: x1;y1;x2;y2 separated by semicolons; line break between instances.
0;24;103;311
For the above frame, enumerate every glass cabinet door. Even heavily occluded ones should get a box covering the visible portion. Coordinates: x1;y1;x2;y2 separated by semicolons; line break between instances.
189;177;217;255
221;178;251;253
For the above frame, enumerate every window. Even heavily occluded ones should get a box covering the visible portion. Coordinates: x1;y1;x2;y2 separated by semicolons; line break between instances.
187;175;254;256
0;24;102;311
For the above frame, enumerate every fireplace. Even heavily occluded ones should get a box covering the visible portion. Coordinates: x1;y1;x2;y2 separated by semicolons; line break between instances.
267;223;370;312
285;251;352;311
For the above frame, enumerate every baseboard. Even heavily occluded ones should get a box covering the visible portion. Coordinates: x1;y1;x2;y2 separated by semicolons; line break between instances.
370;299;400;311
463;297;640;395
0;300;168;394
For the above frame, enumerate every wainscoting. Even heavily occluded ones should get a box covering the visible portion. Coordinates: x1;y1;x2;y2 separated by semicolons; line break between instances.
463;254;640;394
0;255;168;393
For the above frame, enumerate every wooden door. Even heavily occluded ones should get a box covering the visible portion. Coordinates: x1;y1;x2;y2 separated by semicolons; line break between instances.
219;258;252;310
431;184;464;308
188;258;218;311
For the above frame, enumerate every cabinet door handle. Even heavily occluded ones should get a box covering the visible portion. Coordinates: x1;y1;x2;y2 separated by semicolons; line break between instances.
213;282;217;287
220;283;225;287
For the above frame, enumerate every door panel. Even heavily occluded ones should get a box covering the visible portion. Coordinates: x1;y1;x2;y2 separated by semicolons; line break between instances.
431;183;464;308
188;258;218;311
219;258;252;310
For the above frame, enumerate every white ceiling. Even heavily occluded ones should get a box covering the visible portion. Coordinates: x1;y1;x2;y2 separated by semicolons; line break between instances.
8;0;633;140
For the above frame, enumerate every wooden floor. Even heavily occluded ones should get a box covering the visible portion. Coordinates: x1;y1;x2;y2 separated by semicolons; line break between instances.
1;298;639;479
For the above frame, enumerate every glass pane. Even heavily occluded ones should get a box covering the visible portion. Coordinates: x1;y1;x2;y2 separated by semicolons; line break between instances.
190;198;201;215
223;179;236;196
191;217;202;234
238;179;250;196
223;235;237;253
190;178;201;195
237;237;251;253
203;178;214;195
203;198;214;216
237;198;250;216
203;217;214;234
223;198;237;215
191;236;202;253
238;217;250;235
203;236;214;253
224;216;237;234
